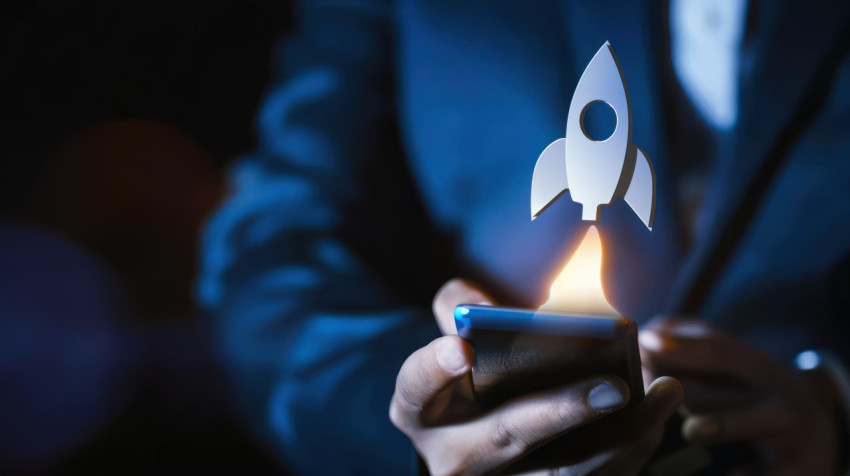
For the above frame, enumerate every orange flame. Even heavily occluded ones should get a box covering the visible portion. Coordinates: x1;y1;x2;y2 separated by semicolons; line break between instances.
537;225;620;317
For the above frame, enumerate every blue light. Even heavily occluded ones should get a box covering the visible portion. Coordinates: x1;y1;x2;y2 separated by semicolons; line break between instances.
795;350;821;370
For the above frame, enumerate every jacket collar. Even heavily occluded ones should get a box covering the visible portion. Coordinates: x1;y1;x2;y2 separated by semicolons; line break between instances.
670;0;850;312
559;0;850;316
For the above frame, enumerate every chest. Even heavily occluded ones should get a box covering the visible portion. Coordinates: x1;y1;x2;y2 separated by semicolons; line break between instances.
393;0;850;331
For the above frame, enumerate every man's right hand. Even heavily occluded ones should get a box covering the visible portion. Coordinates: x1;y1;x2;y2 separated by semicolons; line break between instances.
389;279;683;475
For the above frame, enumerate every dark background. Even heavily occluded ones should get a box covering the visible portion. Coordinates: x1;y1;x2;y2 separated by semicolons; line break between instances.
0;1;292;473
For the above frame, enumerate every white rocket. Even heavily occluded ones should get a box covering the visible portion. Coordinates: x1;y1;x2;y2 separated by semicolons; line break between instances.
530;42;656;230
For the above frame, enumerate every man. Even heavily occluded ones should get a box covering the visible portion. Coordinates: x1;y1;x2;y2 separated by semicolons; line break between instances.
199;0;850;473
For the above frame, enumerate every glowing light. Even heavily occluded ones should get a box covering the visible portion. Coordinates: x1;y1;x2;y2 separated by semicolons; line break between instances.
795;350;821;370
538;225;620;317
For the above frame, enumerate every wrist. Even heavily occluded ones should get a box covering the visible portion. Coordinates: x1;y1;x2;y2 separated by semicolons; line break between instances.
795;350;850;475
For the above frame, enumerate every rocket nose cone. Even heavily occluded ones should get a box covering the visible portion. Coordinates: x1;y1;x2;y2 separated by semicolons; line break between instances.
570;43;629;142
564;42;632;213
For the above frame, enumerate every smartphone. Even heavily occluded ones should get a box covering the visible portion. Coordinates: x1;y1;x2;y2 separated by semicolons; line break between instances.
454;304;644;409
453;304;763;475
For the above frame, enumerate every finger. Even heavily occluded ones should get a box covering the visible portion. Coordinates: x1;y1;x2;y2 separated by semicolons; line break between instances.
639;327;780;384
641;364;655;390
573;376;683;448
678;377;762;413
596;376;682;443
595;426;666;476
389;336;474;432
643;316;715;336
505;377;682;472
592;380;681;476
432;278;493;335
638;321;710;370
450;377;630;474
636;376;684;424
565;379;679;475
682;397;794;445
548;449;621;475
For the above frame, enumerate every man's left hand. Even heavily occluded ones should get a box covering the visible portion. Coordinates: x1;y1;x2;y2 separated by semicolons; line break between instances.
639;317;839;475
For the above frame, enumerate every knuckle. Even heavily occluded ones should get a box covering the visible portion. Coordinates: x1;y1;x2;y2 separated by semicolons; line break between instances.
437;279;483;306
423;439;474;476
489;415;528;455
388;399;408;431
430;460;471;476
553;393;583;425
490;415;515;449
444;277;467;290
394;377;424;414
394;349;434;414
434;279;464;309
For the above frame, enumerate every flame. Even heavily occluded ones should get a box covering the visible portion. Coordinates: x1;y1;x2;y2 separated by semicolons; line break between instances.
538;225;620;316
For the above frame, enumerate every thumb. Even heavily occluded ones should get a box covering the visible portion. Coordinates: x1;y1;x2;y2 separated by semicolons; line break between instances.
432;278;493;335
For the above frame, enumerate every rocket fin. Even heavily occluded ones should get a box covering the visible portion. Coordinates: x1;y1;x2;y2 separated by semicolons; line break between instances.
531;138;568;220
624;145;656;229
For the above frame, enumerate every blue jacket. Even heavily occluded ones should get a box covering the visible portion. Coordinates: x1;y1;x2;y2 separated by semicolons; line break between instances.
198;1;850;473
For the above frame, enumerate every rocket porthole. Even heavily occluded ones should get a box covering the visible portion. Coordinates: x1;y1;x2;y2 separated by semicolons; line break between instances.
579;100;617;143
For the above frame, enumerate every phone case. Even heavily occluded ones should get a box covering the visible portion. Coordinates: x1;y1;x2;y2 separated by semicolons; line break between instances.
454;304;644;409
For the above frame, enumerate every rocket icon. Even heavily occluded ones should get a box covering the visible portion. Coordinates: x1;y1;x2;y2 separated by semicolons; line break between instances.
531;42;656;229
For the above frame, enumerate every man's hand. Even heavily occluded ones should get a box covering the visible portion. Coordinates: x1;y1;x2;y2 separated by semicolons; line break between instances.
389;279;683;475
639;317;838;475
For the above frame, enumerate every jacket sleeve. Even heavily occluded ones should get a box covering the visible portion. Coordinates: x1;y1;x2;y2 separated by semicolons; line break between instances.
197;1;444;473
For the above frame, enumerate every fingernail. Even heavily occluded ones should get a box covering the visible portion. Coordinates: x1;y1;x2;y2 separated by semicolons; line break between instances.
653;377;683;407
588;381;627;411
438;341;468;373
638;330;663;351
